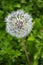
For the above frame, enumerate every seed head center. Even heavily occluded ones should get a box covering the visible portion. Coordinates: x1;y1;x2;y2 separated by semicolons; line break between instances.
15;20;23;29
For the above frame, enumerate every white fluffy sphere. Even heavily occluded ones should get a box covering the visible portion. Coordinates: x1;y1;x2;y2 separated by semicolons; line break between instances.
5;10;33;38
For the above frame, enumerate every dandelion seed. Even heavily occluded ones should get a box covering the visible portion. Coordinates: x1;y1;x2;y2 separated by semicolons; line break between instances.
5;10;33;65
5;10;33;38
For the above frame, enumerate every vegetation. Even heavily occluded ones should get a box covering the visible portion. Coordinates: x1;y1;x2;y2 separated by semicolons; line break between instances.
0;0;43;65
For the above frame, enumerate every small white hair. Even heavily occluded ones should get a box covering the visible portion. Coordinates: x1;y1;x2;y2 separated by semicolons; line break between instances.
5;10;33;38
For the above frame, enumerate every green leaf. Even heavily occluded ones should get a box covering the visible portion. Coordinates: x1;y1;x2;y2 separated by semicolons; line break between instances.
28;34;35;41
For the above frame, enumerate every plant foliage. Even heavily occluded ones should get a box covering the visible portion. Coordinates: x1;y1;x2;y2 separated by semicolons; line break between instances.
0;0;43;65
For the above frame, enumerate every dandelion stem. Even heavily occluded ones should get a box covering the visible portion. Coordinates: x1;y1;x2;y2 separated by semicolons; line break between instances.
22;38;30;65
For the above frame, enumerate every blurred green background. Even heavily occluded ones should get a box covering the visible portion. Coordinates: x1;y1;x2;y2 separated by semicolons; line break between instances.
0;0;43;65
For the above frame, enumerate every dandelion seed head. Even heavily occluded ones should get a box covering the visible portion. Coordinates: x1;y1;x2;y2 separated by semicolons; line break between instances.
5;10;33;38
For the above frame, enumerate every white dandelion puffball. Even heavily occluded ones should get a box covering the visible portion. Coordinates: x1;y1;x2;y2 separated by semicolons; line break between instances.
5;10;33;38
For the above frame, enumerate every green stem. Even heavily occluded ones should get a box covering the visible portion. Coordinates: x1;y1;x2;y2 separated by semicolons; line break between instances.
22;38;30;65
